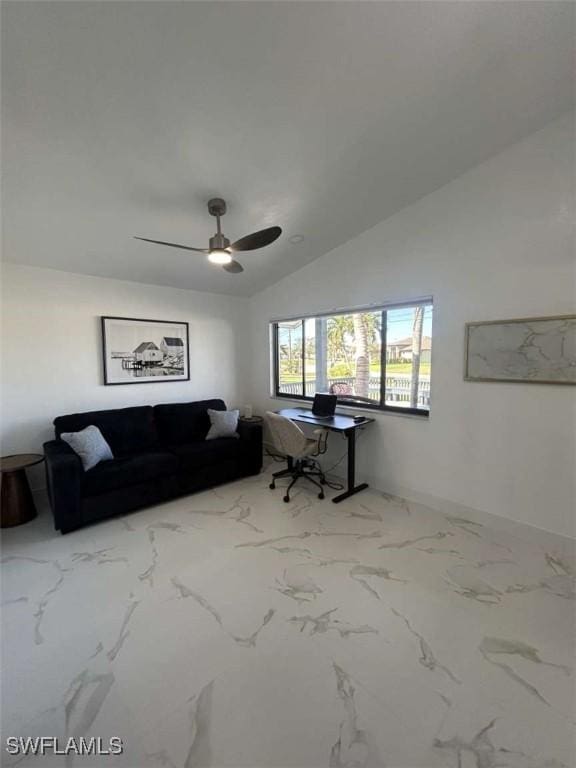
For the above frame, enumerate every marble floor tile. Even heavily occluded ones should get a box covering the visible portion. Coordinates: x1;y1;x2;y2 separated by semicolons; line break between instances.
1;469;574;767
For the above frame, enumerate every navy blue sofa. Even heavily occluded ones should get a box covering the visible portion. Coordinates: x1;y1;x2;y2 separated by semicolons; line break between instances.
43;399;262;534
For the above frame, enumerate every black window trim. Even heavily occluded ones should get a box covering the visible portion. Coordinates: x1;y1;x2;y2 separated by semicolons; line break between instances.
271;299;432;417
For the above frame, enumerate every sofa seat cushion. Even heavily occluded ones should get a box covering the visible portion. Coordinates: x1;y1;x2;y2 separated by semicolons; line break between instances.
83;452;178;496
169;438;241;471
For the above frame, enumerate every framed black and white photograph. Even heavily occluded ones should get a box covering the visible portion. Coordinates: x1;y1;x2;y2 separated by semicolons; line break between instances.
101;316;190;385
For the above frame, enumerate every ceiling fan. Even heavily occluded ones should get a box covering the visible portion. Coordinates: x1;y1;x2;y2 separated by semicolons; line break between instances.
134;198;281;274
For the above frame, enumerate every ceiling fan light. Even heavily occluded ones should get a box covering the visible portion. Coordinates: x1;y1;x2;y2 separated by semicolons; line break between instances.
208;249;232;265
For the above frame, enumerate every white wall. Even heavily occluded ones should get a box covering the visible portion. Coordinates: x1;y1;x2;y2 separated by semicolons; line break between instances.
0;265;249;489
248;114;576;538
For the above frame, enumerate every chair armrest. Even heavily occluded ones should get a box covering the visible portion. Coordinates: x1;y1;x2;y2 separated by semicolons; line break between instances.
236;420;263;474
43;440;83;533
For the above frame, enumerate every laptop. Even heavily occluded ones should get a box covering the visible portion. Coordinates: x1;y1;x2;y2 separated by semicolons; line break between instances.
311;393;337;419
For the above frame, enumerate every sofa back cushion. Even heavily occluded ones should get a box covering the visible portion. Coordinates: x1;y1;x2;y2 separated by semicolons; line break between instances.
154;399;226;445
54;406;158;457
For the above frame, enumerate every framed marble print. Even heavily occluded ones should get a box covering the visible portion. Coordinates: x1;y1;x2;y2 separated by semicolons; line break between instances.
464;315;576;384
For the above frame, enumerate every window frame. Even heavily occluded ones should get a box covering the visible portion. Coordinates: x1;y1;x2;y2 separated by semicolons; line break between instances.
271;299;432;417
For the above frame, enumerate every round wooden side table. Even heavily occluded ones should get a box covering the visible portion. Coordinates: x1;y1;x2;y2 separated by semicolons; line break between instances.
0;454;44;528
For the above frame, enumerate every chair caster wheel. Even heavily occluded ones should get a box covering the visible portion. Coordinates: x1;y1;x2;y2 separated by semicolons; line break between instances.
283;495;290;503
269;482;275;490
318;492;325;500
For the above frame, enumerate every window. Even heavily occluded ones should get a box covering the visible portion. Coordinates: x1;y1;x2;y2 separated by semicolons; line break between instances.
272;300;432;415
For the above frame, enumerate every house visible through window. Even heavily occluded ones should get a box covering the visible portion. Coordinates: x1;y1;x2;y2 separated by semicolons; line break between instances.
272;301;432;415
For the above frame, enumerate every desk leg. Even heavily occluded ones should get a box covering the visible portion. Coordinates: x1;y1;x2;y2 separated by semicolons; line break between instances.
332;429;368;503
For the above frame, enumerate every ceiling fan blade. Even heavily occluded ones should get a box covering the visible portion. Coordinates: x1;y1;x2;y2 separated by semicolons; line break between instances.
223;260;244;274
229;226;282;252
134;237;207;253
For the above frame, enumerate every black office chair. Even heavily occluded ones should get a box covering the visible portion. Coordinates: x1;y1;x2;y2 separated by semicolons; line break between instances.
265;412;328;502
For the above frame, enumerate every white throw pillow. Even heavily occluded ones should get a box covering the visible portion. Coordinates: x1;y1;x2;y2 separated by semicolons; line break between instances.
61;425;114;471
205;409;240;440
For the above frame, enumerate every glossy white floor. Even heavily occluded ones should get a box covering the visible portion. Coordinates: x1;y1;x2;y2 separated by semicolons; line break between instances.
2;466;574;768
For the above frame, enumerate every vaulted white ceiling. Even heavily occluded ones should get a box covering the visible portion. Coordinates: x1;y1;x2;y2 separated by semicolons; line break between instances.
2;1;574;296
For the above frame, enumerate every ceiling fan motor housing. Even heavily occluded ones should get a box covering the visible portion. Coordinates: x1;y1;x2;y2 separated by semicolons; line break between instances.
209;233;230;250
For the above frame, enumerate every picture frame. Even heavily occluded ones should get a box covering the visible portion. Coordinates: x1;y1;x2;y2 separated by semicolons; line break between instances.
101;316;190;385
464;314;576;385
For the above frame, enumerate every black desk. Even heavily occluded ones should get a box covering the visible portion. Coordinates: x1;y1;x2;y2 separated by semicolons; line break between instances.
276;408;374;503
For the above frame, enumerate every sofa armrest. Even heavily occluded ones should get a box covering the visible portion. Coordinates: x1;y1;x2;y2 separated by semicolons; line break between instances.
43;440;83;533
236;420;263;474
